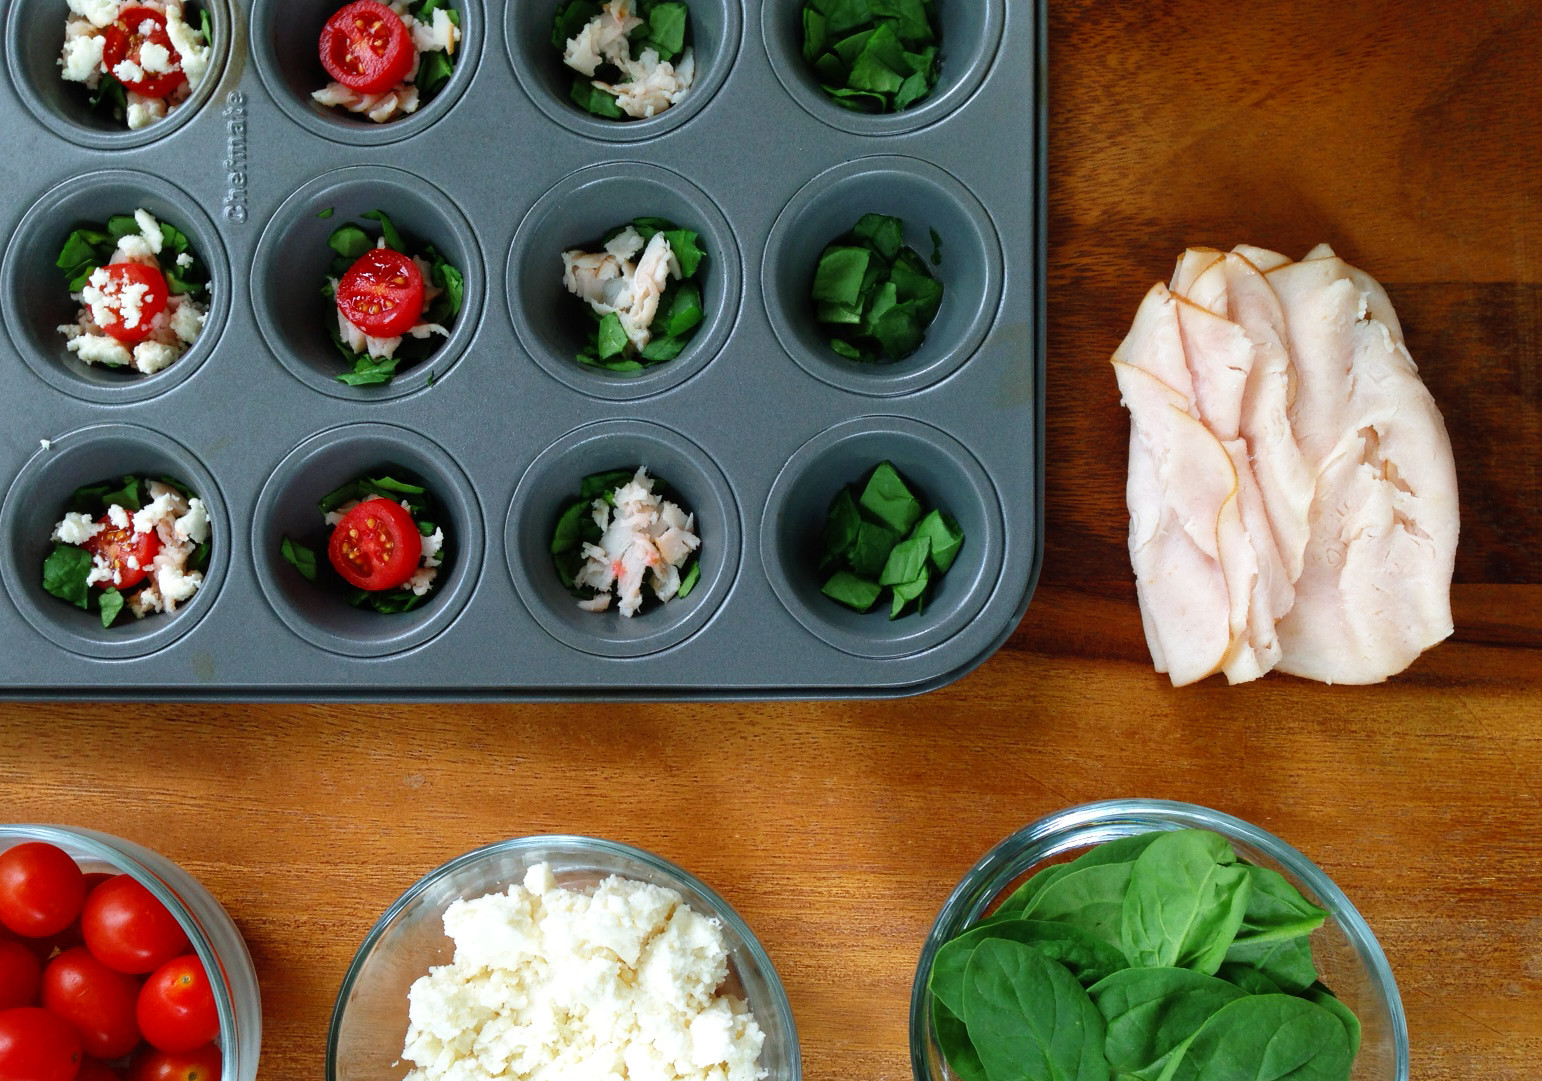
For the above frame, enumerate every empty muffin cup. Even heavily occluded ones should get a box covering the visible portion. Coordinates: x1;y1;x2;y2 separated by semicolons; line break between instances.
252;423;483;657
0;423;229;660
761;416;1003;659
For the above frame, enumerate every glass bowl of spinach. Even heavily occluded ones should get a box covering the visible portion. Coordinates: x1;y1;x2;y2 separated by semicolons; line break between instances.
911;800;1408;1081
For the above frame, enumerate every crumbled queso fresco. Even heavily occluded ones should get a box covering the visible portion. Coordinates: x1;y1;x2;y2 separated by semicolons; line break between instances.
402;863;767;1081
52;480;209;617
59;0;212;129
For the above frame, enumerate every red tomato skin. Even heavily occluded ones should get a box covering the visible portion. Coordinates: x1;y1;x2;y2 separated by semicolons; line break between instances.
136;957;217;1055
75;1061;120;1081
336;247;426;337
319;0;415;95
100;7;187;98
0;940;41;1010
327;498;423;591
41;947;143;1061
0;843;87;939
124;1045;219;1081
0;1007;83;1081
82;519;161;592
80;878;189;976
92;263;170;346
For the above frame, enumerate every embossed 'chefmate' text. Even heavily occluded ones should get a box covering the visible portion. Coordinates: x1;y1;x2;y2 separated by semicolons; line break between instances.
222;91;248;224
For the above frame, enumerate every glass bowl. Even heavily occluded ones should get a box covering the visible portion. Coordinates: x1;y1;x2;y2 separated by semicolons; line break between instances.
327;835;801;1081
909;800;1408;1081
0;824;261;1079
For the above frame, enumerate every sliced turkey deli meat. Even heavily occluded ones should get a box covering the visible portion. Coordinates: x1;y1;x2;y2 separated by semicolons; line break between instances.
1114;245;1458;686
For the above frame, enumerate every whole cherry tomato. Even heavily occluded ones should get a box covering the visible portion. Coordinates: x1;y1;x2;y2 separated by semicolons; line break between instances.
0;1007;83;1081
137;956;217;1054
41;946;143;1060
0;843;86;939
80;877;189;976
125;1045;219;1081
0;939;42;1010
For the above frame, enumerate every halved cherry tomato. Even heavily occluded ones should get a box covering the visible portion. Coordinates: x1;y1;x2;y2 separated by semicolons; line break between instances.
41;947;142;1060
0;843;86;939
101;6;188;99
91;262;169;346
319;0;415;95
327;498;422;591
83;517;161;592
125;1044;219;1081
80;877;189;976
137;956;216;1054
335;247;425;337
0;939;42;1010
0;1008;82;1081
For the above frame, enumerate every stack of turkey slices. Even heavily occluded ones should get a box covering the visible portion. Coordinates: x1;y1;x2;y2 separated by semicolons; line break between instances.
1113;245;1459;686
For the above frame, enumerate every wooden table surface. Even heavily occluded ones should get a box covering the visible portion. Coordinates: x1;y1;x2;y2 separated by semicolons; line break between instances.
5;2;1541;1078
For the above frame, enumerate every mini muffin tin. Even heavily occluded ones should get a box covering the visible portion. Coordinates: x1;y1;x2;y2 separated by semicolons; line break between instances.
0;0;1044;699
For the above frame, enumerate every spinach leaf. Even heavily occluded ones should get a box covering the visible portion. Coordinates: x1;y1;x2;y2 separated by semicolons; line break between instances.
991;835;1164;927
1303;984;1361;1060
1222;935;1318;994
1022;861;1136;953
934;997;990;1081
931;919;1128;1017
813;214;943;362
1214;962;1283;997
98;588;125;628
1087;968;1245;1080
801;0;939;113
859;460;922;533
961;939;1110;1081
570;218;706;370
1121;830;1253;975
1165;995;1353;1081
280;536;318;582
675;559;700;599
361;210;406;253
1228;864;1328;948
42;545;93;609
328;224;373;261
821;570;881;613
571;77;626;118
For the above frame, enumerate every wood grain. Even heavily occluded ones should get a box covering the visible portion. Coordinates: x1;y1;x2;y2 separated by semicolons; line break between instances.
4;2;1541;1080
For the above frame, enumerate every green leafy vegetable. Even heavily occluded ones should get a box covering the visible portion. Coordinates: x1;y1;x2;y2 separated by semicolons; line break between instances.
932;830;1360;1081
98;588;125;629
280;536;318;582
568;218;707;371
812;214;943;362
323;211;464;386
801;0;939;113
318;208;335;219
818;461;960;618
56;211;207;299
43;545;93;610
554;0;692;118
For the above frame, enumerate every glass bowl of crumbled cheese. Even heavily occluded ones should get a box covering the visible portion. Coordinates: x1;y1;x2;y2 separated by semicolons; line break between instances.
327;835;800;1081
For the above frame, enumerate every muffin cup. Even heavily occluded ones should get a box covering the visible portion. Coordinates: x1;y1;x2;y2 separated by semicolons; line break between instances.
251;423;484;658
0;424;229;660
506;419;741;657
249;0;484;145
2;170;232;405
762;156;1003;397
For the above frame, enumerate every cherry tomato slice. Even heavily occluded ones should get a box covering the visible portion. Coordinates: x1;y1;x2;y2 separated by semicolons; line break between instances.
0;843;86;939
335;247;425;338
0;1008;83;1081
90;262;170;346
137;955;217;1054
80;876;189;976
0;939;42;1011
41;946;142;1060
101;7;188;99
83;517;162;592
125;1044;219;1081
327;498;422;591
319;0;415;95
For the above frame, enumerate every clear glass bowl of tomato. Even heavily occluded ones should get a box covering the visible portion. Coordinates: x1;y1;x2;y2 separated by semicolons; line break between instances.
0;825;260;1080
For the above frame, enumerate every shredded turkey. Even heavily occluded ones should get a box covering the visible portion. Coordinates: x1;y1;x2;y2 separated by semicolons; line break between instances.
1114;245;1459;686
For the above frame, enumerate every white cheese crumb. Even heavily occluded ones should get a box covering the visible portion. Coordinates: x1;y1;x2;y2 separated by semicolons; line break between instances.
106;504;131;530
39;439;53;451
133;340;179;375
52;512;104;545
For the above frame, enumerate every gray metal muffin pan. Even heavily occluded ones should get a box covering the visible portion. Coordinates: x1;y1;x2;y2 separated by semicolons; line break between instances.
0;0;1044;699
